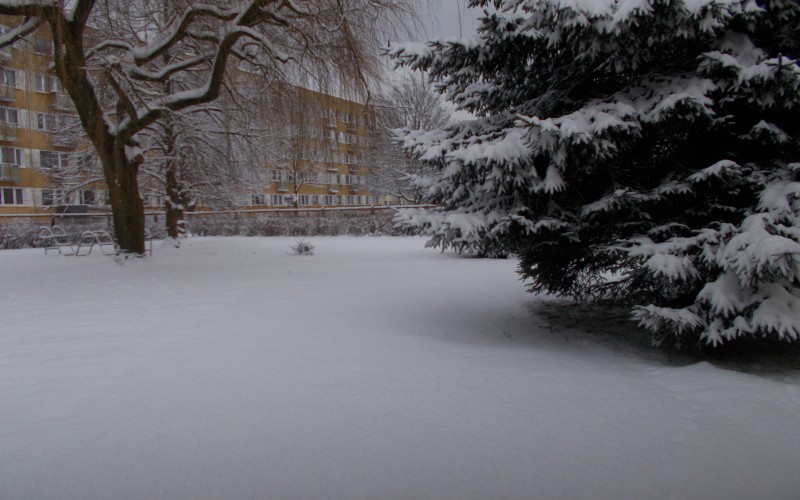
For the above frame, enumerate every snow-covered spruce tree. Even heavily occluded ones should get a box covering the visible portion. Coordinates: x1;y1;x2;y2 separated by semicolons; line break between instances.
388;0;800;348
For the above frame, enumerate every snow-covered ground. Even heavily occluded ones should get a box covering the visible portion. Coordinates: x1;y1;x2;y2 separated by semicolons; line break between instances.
1;236;798;499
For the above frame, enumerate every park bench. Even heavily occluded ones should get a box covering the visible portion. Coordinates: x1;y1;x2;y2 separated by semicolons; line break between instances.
38;225;75;255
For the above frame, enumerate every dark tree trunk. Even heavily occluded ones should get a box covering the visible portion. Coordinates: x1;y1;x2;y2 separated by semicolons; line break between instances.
162;52;184;242
163;118;184;241
165;159;184;240
107;154;146;255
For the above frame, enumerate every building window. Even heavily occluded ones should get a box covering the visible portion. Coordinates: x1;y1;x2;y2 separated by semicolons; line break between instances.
323;195;333;206
42;189;67;206
36;112;59;131
0;106;17;124
36;112;74;131
251;193;266;206
271;194;282;206
40;151;69;170
270;169;281;181
0;68;15;87
34;74;48;93
41;189;53;206
50;77;63;93
311;195;319;205
1;146;21;165
32;37;52;56
298;194;310;206
0;187;22;205
80;190;95;205
0;106;17;140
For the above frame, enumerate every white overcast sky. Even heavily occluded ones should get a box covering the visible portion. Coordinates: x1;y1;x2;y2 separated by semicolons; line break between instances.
419;0;482;39
387;1;484;120
378;1;484;120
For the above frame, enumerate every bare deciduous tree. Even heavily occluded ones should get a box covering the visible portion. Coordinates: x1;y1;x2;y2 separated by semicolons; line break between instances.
258;86;334;207
365;73;450;204
0;0;413;254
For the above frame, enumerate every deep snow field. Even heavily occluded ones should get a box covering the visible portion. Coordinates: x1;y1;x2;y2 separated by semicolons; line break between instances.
1;236;799;499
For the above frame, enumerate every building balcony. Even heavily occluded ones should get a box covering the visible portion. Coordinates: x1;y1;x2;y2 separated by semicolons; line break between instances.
0;122;17;141
0;83;14;101
52;93;75;111
328;186;339;194
276;181;290;192
0;163;20;182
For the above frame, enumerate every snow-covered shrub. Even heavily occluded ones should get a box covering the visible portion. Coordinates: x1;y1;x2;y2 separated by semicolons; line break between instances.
291;239;315;255
187;209;399;237
0;222;40;250
389;0;800;349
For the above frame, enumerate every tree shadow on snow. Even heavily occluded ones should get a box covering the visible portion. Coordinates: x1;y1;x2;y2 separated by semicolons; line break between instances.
529;297;800;375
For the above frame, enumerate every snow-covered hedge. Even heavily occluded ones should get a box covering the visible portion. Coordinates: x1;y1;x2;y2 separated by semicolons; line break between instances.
0;210;399;250
187;210;399;237
0;222;41;250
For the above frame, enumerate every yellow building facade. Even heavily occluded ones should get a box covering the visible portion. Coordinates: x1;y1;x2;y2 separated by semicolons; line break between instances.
0;20;389;221
0;20;88;218
254;86;384;210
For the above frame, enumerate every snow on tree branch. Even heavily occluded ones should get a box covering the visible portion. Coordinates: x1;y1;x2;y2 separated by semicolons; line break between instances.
391;0;800;349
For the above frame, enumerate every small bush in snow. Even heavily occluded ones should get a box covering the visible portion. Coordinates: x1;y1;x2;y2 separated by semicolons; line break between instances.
0;222;39;250
291;239;314;256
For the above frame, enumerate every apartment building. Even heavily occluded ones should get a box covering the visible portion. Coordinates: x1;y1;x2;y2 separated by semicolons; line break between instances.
0;20;392;221
253;86;388;209
0;20;94;218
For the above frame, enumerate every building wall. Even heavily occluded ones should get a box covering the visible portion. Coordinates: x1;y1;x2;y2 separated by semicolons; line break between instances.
253;86;389;209
0;18;99;217
0;20;395;221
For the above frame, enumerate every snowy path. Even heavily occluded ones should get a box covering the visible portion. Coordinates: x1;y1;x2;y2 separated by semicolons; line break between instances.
1;237;798;499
